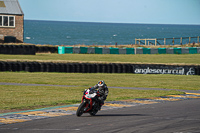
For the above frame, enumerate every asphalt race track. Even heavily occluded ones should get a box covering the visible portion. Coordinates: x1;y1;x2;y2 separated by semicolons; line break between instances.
0;98;200;133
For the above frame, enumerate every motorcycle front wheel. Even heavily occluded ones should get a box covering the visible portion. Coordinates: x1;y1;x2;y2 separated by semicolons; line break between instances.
76;101;86;117
89;103;99;116
89;109;98;116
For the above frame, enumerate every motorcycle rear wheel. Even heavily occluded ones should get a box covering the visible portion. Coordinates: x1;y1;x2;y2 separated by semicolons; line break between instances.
76;101;86;117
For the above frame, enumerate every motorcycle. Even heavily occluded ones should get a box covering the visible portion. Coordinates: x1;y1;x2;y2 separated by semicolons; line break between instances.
76;88;101;117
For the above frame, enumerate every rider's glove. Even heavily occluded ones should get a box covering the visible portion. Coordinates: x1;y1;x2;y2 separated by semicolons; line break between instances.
99;96;106;101
98;90;104;95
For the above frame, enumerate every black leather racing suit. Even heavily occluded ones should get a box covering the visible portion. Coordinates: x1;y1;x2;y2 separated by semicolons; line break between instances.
90;84;109;106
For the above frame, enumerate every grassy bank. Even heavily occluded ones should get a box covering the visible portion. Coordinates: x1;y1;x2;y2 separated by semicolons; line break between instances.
1;53;200;65
1;43;200;48
0;84;183;111
1;72;200;90
1;71;200;111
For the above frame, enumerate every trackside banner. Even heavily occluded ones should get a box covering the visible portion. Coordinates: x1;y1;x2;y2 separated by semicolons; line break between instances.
134;67;196;75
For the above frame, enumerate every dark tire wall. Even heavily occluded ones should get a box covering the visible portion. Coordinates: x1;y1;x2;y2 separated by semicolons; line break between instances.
0;45;58;55
35;46;58;53
0;45;36;55
0;61;199;75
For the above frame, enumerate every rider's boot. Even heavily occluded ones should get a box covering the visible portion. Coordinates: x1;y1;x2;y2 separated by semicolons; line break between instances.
98;103;104;110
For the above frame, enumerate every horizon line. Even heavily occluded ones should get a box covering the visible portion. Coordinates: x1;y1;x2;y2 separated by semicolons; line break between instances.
24;19;200;26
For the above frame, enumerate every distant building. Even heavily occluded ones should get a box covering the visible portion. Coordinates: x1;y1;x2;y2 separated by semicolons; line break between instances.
0;0;24;43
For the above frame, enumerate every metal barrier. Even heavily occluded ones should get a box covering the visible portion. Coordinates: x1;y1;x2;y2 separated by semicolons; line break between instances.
58;46;200;54
135;36;200;46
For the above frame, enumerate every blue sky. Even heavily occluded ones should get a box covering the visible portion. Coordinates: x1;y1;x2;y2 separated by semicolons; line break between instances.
18;0;200;25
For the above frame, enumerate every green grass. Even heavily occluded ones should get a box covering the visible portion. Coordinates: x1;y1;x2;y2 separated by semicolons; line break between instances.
0;53;200;65
0;71;199;111
0;85;183;110
0;85;83;110
1;72;200;90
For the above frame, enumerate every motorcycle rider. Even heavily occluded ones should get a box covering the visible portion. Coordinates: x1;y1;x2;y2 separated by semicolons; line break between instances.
90;80;109;110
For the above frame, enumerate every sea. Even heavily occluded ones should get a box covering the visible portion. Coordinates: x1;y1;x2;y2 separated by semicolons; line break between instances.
24;20;200;46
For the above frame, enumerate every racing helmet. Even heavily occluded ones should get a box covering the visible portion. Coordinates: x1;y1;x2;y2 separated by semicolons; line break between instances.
98;80;105;88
